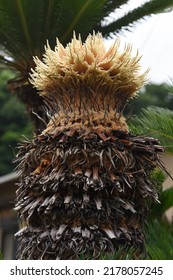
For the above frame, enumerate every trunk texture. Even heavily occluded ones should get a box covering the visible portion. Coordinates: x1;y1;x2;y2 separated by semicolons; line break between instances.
15;129;163;259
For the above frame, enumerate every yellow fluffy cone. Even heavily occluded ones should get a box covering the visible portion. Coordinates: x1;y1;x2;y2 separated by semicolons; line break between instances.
30;32;147;133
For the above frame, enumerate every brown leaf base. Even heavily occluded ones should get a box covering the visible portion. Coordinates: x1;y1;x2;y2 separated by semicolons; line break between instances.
15;129;163;259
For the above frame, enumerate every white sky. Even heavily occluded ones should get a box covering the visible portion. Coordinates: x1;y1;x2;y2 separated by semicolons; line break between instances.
105;0;173;84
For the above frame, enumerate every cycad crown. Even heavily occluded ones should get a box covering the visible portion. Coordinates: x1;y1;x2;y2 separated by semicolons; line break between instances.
30;32;147;133
15;33;163;260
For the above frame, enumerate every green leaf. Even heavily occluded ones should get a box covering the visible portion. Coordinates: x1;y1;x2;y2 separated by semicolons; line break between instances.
56;0;106;43
145;220;173;260
15;0;34;55
129;106;173;153
77;245;143;260
159;187;173;214
1;0;173;74
102;0;173;36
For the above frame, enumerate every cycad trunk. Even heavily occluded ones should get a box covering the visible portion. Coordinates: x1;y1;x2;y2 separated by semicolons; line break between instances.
15;33;164;259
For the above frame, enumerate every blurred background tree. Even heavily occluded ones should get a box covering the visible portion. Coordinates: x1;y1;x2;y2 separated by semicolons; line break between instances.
127;83;173;116
0;70;32;175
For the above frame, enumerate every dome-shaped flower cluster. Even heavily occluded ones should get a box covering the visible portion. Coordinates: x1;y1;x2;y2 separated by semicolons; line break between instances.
30;33;147;133
31;32;147;103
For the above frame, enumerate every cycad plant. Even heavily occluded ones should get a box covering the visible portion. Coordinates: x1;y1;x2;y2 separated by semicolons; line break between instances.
15;33;164;259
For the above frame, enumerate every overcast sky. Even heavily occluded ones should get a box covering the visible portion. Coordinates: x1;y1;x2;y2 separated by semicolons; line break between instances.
106;0;173;84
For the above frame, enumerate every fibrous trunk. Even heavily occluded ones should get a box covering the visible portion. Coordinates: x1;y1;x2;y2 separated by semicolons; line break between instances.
15;33;164;259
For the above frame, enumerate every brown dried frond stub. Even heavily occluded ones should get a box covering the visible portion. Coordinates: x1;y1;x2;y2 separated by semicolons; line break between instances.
15;130;163;260
30;32;147;133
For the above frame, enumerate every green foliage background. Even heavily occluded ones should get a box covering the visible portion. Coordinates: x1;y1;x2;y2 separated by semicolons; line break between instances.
0;70;32;175
127;83;173;115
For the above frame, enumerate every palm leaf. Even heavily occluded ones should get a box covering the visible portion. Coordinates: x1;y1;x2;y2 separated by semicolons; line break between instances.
59;0;104;42
0;0;173;71
103;0;128;17
0;0;106;72
100;246;144;260
149;169;173;218
15;0;33;55
101;0;173;36
158;187;173;215
145;220;173;260
129;107;173;153
77;245;141;260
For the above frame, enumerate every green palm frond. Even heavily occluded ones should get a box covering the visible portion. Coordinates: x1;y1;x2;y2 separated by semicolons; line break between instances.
100;246;144;260
167;79;173;94
0;0;106;71
103;0;128;17
61;220;173;260
145;220;173;260
159;187;173;215
149;169;173;219
129;107;173;153
101;0;173;36
77;245;141;260
0;0;173;73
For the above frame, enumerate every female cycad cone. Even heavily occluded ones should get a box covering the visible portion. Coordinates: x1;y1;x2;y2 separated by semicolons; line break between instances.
15;33;163;259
